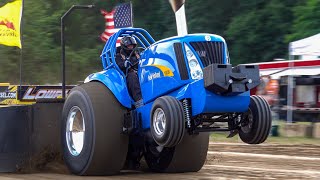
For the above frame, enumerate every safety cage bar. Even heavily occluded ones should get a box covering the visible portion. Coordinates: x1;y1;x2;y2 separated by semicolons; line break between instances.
100;28;155;70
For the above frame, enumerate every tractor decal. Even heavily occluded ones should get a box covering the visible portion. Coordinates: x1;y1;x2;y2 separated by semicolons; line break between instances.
151;65;174;77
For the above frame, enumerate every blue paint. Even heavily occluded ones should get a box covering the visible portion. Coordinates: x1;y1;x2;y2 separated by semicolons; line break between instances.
83;28;251;130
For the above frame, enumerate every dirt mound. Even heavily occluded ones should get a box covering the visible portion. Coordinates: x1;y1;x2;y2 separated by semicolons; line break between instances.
17;147;69;174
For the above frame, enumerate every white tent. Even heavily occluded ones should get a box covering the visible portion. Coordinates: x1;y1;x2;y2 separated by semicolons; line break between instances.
289;33;320;59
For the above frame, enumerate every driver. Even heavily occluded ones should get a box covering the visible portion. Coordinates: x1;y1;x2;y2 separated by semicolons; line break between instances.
116;36;143;107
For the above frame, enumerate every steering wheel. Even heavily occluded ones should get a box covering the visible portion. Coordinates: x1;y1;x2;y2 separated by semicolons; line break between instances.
135;46;145;53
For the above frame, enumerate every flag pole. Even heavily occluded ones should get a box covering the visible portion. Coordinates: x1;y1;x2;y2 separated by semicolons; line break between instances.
130;1;133;27
19;0;24;99
60;4;95;99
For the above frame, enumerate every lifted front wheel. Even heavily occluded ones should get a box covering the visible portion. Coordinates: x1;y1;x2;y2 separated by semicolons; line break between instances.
239;95;272;144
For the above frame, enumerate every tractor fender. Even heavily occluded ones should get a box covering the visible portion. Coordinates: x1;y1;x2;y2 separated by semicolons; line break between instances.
84;69;132;108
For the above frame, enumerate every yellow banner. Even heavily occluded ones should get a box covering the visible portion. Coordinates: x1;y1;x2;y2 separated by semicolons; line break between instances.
0;0;22;48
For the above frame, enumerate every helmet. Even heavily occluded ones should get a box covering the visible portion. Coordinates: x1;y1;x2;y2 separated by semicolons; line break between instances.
120;36;137;51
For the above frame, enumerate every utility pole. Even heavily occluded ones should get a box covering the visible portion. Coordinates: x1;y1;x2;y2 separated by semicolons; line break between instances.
287;46;294;123
61;5;95;99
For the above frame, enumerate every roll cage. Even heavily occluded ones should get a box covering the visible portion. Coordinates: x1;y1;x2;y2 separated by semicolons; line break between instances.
100;28;156;70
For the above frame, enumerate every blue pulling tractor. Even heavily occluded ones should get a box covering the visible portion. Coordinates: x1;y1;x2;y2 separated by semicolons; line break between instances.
61;28;272;175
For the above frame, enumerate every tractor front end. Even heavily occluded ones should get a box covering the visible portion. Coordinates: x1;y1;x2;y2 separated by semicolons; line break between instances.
135;32;271;173
137;33;265;138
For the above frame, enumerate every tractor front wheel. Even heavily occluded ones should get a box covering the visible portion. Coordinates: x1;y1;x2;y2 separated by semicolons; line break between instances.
239;95;272;144
150;96;185;147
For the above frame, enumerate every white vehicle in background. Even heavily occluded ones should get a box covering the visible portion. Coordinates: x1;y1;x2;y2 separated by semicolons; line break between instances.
250;59;320;122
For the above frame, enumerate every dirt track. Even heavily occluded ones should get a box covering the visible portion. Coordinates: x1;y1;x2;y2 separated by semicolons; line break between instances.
1;142;320;180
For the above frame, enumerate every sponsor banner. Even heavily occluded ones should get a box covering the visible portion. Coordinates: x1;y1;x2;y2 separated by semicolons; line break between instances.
0;91;16;99
18;85;75;101
0;85;17;104
0;84;75;105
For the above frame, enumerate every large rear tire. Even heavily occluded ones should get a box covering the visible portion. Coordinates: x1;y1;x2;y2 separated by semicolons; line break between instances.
239;95;272;144
61;82;128;175
144;132;209;173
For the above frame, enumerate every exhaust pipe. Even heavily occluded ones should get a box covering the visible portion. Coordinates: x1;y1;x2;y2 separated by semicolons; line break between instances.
169;0;187;36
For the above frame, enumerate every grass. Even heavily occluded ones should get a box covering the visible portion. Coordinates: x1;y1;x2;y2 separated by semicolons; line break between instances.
208;120;320;145
210;132;320;145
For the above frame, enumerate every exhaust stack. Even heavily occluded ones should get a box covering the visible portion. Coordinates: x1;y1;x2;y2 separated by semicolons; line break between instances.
169;0;187;36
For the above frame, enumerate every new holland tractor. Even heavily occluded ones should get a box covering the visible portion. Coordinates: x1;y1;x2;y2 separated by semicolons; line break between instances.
61;28;272;175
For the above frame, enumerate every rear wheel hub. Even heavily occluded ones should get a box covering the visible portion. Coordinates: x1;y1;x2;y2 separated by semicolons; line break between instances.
66;106;85;156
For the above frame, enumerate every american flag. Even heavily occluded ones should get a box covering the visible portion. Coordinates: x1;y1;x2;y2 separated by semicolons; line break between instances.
100;2;133;45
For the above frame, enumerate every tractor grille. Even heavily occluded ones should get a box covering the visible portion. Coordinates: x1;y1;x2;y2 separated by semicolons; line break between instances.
190;42;224;67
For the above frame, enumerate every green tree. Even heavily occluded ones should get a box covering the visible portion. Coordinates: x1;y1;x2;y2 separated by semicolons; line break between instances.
225;0;298;64
186;0;240;36
0;0;316;84
286;0;320;42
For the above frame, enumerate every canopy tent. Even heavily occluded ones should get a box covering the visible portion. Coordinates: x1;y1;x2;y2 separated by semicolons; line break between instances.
289;33;320;59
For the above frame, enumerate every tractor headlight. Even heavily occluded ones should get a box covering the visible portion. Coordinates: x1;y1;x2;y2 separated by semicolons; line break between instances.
184;43;203;80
